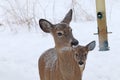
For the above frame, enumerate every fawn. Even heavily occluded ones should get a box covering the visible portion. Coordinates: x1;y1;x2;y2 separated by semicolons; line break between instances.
73;41;96;75
38;9;96;80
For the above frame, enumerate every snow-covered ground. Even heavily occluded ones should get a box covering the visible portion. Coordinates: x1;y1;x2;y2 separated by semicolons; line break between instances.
0;0;120;80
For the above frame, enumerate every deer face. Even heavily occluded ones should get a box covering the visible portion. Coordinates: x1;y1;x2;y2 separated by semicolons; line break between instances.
74;41;96;70
39;9;78;48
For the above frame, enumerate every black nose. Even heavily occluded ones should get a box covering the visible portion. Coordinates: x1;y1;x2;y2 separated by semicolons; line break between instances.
78;61;84;65
71;39;79;46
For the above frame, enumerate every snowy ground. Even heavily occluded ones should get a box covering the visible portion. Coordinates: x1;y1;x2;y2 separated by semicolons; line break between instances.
0;0;120;80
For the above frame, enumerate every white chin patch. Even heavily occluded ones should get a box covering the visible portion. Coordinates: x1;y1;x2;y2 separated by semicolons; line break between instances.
79;64;84;71
79;64;84;68
72;44;79;48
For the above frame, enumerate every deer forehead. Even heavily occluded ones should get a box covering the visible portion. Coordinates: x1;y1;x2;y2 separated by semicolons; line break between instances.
53;23;71;31
75;47;88;54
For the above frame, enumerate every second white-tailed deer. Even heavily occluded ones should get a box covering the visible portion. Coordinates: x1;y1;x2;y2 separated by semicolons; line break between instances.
73;41;96;75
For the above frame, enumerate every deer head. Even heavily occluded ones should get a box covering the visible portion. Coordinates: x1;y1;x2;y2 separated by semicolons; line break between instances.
74;41;96;71
39;9;78;49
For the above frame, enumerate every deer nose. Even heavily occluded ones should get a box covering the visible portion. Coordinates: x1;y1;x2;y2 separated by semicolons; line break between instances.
78;61;84;65
71;39;79;46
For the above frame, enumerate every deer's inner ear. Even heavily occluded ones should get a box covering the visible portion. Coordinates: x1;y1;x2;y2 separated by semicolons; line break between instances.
86;41;96;51
39;19;53;33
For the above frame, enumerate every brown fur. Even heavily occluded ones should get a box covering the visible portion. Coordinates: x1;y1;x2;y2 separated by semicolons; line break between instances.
38;9;96;80
38;41;96;80
38;9;80;80
38;47;82;80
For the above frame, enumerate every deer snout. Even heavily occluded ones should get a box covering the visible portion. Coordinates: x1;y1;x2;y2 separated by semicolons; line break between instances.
71;39;79;46
78;61;84;65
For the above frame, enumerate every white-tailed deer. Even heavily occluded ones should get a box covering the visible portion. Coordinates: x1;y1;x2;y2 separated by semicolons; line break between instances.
38;9;78;79
38;9;96;80
73;41;96;75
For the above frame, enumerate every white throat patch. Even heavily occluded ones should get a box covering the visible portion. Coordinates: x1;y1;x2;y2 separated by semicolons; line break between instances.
59;47;72;52
79;64;84;71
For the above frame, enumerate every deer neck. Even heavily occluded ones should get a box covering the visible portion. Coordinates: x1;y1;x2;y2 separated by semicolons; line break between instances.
58;51;76;69
55;47;78;70
57;49;81;80
55;45;72;53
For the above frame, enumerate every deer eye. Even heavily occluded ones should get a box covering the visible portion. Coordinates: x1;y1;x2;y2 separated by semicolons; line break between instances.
69;28;72;32
84;54;87;57
58;32;62;36
57;31;64;37
75;54;78;57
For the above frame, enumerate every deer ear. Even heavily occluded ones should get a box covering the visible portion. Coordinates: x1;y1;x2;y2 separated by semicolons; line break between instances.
61;9;73;24
86;41;96;51
39;19;53;33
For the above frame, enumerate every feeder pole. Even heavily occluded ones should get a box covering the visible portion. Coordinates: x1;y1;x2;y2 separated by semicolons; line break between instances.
96;0;109;51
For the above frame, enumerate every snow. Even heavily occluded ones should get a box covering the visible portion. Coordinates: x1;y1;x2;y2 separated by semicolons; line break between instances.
0;0;120;80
